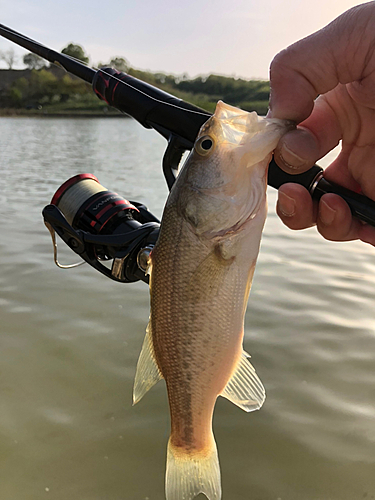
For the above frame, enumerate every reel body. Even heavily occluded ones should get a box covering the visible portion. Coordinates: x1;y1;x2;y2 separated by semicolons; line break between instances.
43;174;160;284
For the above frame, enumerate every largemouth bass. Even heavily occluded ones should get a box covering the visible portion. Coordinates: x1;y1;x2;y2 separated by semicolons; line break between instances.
133;101;291;500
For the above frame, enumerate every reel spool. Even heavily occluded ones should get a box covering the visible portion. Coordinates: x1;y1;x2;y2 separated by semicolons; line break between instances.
43;174;160;283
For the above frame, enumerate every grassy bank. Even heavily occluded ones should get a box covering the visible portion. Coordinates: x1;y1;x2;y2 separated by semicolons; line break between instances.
0;68;270;117
0;107;124;117
0;99;269;117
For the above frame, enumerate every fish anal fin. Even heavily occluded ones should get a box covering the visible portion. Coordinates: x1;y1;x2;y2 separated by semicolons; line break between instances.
221;350;265;412
133;320;163;405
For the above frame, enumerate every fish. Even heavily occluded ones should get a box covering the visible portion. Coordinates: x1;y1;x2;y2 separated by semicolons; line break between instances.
133;101;292;500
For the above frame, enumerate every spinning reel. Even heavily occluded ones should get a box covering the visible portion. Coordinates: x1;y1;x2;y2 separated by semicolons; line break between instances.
43;174;160;284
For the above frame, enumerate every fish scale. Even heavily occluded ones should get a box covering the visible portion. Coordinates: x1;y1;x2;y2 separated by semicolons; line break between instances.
132;101;292;500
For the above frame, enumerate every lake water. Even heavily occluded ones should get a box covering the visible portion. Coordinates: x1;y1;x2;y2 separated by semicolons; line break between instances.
0;116;374;500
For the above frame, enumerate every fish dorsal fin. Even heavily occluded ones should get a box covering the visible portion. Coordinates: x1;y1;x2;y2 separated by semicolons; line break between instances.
133;320;163;405
221;350;265;412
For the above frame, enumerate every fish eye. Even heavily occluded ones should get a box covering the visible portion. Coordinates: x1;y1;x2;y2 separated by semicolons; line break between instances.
195;135;214;156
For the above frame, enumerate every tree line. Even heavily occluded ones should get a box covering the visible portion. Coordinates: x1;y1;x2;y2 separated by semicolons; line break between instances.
0;44;270;114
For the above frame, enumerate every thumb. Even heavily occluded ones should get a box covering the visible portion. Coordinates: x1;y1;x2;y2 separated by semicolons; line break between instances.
268;2;375;123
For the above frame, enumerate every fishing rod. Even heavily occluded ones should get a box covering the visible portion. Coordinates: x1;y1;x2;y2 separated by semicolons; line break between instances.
2;23;375;284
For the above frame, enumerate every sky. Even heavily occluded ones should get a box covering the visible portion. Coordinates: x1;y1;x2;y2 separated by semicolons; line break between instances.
0;0;367;79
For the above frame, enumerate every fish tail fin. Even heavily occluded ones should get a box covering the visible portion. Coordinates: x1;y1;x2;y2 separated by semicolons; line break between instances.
166;438;221;500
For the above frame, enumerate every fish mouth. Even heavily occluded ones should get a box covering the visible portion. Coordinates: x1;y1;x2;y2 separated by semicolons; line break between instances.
199;102;266;149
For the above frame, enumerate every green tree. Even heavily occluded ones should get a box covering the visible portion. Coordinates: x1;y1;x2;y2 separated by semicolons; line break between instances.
108;57;129;72
56;74;91;102
29;69;58;103
10;70;58;106
23;52;46;70
61;43;89;64
175;74;270;107
8;87;23;107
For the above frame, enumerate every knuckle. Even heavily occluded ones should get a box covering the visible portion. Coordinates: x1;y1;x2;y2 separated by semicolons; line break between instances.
269;50;289;78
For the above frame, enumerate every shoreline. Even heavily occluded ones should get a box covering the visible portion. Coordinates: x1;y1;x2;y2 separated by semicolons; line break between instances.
0;109;129;118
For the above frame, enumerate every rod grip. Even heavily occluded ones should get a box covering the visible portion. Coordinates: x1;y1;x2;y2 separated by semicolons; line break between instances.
314;178;375;227
267;158;322;191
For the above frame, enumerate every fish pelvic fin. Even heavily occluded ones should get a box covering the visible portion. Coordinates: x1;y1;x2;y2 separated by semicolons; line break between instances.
133;319;163;405
166;439;221;500
220;350;266;411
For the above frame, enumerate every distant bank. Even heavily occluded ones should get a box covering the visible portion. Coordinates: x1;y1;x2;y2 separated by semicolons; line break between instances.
0;108;125;118
0;67;270;116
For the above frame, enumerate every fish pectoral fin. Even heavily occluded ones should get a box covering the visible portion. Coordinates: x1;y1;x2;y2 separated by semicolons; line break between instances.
186;244;234;303
133;320;163;405
220;350;265;412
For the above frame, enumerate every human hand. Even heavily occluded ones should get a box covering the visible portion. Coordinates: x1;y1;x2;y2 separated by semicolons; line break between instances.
268;2;375;246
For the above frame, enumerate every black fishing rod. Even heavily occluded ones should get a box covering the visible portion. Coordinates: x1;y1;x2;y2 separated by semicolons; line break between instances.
2;23;375;284
1;22;374;216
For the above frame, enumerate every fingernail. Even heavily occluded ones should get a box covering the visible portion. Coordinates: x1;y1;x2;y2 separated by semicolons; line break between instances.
278;191;296;217
319;200;336;226
280;143;306;170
